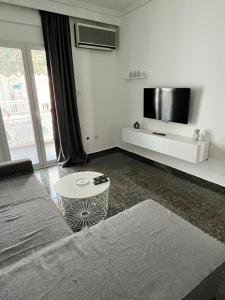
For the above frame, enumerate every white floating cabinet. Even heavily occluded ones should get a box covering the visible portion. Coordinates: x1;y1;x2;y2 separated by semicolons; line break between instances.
122;128;210;164
123;128;164;154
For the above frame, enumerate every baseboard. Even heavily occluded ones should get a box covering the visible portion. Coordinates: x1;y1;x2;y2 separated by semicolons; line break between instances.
88;146;225;195
117;148;225;195
88;147;119;159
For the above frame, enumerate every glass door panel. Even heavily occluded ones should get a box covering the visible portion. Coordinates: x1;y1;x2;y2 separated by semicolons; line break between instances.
0;47;39;164
30;49;56;162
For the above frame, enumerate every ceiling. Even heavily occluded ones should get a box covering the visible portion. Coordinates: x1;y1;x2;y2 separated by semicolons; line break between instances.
53;0;150;16
77;0;143;12
0;0;150;20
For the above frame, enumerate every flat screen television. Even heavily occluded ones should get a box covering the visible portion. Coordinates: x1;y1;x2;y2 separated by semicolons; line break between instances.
144;88;191;124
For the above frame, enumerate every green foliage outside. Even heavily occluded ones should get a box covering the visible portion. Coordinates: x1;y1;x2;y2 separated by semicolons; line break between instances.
0;48;47;76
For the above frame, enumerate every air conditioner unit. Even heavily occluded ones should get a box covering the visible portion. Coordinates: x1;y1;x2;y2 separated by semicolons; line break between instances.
75;23;117;51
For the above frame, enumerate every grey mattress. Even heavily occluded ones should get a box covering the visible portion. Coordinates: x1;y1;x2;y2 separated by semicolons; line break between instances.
0;199;225;300
0;174;72;268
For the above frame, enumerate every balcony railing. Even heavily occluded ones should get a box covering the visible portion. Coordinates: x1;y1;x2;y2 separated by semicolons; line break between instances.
0;100;50;115
0;101;53;148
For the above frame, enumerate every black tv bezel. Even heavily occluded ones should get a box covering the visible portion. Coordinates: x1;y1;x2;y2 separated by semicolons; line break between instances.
143;87;191;124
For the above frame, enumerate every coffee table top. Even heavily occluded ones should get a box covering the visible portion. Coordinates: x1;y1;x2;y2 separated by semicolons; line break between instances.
54;171;110;199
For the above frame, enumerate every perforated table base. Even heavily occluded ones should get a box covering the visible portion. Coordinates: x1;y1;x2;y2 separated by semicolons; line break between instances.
56;189;109;232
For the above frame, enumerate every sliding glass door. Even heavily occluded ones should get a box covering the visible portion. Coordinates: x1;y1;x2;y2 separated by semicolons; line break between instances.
28;45;56;163
0;41;56;167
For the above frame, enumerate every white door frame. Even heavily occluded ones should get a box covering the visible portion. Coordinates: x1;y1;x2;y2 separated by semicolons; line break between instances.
0;40;56;168
0;106;10;161
26;43;57;167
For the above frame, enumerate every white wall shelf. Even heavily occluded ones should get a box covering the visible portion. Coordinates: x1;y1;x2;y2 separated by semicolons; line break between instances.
125;76;148;80
122;128;210;164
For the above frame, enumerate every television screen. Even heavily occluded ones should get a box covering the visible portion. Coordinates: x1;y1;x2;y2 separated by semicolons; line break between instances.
144;88;191;124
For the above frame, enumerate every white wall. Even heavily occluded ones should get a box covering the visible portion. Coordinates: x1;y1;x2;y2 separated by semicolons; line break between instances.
0;4;43;43
70;19;119;154
118;0;225;187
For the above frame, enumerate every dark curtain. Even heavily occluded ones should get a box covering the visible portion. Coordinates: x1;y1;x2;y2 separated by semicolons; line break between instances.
40;11;87;167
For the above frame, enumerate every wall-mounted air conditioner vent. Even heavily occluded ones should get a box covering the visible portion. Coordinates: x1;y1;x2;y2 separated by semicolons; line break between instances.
75;23;117;51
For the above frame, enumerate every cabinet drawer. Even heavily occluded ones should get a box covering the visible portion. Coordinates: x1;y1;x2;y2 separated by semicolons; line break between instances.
164;138;198;163
122;129;164;153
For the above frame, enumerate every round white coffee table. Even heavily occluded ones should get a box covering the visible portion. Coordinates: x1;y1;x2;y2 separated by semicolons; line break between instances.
54;171;110;231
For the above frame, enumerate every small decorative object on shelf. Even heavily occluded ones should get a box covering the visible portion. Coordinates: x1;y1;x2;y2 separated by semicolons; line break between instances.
133;121;140;129
125;70;149;80
193;129;200;142
142;71;147;77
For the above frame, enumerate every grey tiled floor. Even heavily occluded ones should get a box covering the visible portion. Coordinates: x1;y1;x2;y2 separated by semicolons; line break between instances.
36;152;225;299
